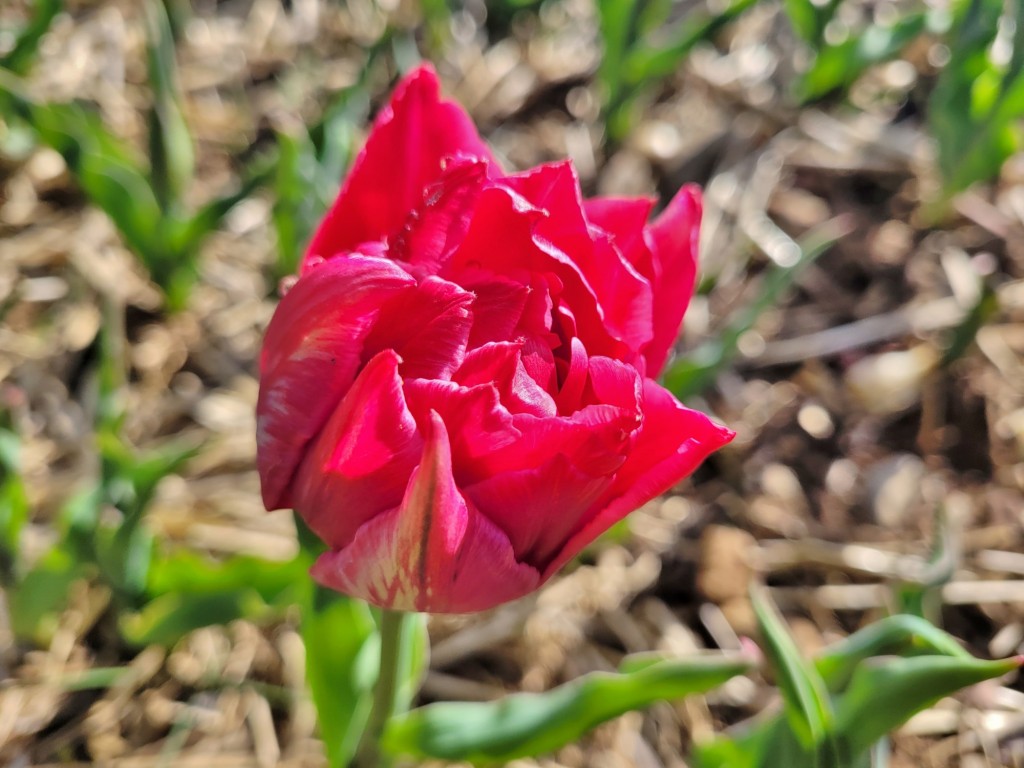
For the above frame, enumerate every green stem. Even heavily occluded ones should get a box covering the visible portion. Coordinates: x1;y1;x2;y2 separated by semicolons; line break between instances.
353;610;406;768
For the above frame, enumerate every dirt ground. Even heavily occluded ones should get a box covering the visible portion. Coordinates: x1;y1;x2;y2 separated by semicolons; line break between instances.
2;0;1024;766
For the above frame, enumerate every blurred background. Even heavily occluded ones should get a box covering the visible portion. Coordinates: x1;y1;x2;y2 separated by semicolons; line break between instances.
2;0;1024;765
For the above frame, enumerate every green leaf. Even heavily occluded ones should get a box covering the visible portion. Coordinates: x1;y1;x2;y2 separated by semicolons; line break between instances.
0;427;29;580
814;614;971;693
797;14;927;102
782;0;824;43
143;0;194;208
121;589;278;647
8;93;166;260
303;586;379;768
600;0;757;142
0;0;62;76
9;547;91;643
750;585;834;750
384;653;750;764
928;0;1024;198
121;551;306;647
146;549;306;603
834;654;1022;757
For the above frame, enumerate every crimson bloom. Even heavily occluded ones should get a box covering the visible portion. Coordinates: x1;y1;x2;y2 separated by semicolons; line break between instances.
257;65;733;613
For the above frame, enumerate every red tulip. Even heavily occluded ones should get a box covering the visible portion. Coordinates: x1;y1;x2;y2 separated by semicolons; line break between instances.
257;65;734;613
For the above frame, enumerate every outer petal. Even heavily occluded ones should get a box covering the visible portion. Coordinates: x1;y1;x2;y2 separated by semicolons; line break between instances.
643;185;702;377
257;256;414;509
293;350;422;550
303;65;498;269
542;378;734;579
310;413;540;613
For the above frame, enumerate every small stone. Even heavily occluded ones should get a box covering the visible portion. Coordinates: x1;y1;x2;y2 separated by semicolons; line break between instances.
866;453;926;527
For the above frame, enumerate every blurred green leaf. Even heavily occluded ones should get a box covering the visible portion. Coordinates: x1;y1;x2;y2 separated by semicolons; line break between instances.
750;585;835;751
782;0;845;46
146;549;305;602
695;611;1018;768
834;654;1021;757
0;0;61;76
0;427;29;581
385;654;750;764
814;614;971;692
797;14;927;101
121;589;278;647
304;586;379;768
0;85;167;261
929;0;1024;198
892;506;957;620
9;546;91;643
599;0;757;142
270;50;374;279
143;0;194;209
121;550;307;647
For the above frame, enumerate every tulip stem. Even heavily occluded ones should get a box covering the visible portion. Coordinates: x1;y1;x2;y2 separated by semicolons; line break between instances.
353;609;406;768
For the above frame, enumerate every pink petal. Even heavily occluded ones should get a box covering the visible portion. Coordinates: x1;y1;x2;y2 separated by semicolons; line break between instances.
365;275;474;380
445;183;623;360
292;350;422;550
257;256;415;509
507;162;654;356
463;453;613;568
643;185;702;377
543;378;734;578
390;157;488;279
470;354;641;477
303;65;498;269
310;413;540;613
584;196;655;275
554;337;588;414
453;342;556;417
403;378;521;483
458;274;530;348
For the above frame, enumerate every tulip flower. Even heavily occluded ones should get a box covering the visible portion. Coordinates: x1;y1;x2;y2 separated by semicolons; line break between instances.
257;64;733;613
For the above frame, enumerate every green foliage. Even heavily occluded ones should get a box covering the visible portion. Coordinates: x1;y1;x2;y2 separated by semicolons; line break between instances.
120;551;306;646
384;653;751;764
0;0;61;76
143;0;195;211
929;0;1024;199
0;423;29;583
596;0;757;143
8;538;91;644
302;587;379;768
795;13;928;101
693;594;1022;768
750;585;836;752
